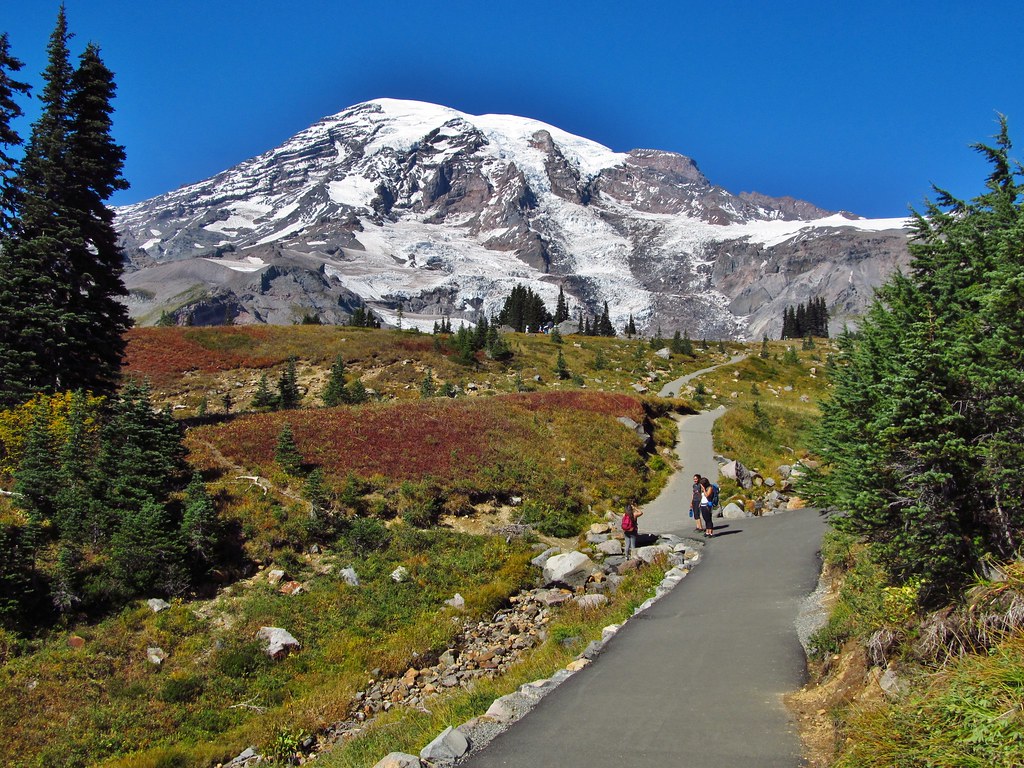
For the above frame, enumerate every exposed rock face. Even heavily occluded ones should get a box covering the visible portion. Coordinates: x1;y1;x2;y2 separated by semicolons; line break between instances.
116;99;911;337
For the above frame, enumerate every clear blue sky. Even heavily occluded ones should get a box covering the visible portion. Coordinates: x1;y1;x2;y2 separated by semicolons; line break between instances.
6;0;1023;218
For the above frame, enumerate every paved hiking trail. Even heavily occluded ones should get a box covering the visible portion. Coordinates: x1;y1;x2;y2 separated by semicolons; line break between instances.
464;357;826;768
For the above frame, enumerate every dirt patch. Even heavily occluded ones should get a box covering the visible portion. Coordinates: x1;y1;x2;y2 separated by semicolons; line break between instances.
787;642;881;767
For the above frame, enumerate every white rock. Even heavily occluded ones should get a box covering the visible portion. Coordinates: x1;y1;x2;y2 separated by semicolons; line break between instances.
146;598;170;613
390;566;410;583
655;347;671;359
721;502;749;519
266;569;286;585
373;752;422;768
602;624;622;642
542;551;597;587
146;647;167;665
419;726;470;762
257;626;300;659
445;593;465;609
483;694;518;723
530;547;560;569
340;567;360;586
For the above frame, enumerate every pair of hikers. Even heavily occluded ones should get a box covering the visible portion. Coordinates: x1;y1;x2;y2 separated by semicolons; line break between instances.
690;474;717;537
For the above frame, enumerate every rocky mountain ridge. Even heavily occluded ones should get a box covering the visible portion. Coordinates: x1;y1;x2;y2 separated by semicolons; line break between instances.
116;98;911;338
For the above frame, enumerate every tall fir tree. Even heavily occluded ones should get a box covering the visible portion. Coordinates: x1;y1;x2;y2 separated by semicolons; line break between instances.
277;357;301;409
322;354;347;406
0;32;31;237
0;10;129;406
807;119;1024;597
554;286;569;323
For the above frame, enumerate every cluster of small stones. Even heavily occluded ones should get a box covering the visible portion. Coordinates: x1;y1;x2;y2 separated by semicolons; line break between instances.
221;526;702;767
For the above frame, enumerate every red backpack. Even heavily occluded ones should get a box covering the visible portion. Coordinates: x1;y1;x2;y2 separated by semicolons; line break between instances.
621;511;635;532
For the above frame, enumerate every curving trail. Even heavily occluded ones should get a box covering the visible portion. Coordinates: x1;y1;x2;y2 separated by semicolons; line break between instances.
463;357;826;768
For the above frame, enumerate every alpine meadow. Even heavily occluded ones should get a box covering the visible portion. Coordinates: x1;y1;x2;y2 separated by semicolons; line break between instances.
3;7;1024;768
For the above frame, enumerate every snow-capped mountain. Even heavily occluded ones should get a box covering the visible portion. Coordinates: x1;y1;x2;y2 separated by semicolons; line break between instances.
116;98;911;337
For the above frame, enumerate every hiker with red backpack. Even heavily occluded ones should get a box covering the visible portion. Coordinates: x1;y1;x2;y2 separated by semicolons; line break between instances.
621;501;643;558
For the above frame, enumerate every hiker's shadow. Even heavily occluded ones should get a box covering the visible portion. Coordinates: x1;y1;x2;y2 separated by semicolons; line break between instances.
637;533;660;546
709;524;742;537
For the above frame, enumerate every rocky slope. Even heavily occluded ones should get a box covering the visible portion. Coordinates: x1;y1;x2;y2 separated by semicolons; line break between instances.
116;99;911;338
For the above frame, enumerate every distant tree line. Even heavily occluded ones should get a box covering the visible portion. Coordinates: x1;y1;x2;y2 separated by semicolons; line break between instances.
781;297;829;339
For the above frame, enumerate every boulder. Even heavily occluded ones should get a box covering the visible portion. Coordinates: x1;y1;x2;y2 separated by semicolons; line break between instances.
589;522;611;535
483;694;519;723
542;551;598;587
146;598;170;613
617;416;652;448
146;646;167;665
534;588;573;606
655;347;671;359
390;566;410;583
530;546;560;569
596;539;623;556
373;753;422;768
445;593;465;609
575;594;609;611
778;464;792;478
339;567;360;586
266;569;286;586
419;726;470;762
720;502;749;520
278;580;303;595
634;544;673;564
257;627;300;660
721;459;754;489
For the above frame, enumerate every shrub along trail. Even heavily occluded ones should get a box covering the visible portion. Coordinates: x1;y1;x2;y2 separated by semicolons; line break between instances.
464;402;828;768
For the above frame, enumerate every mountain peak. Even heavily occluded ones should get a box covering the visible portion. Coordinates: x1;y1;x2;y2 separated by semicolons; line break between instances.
116;99;911;338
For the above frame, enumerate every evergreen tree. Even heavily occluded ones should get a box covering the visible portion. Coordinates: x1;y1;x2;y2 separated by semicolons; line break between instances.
554;286;569;323
322;354;347;407
680;331;694;356
346;379;368;404
0;32;31;237
806;120;1024;596
13;399;59;525
180;473;220;565
497;284;552;332
95;381;187;527
0;11;129;405
274;422;303;475
252;373;276;410
670;330;684;355
550;326;563;344
420;368;437;398
109;498;186;597
277;357;301;409
759;335;770;358
626;314;636;339
596;301;615;336
554;350;570;380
